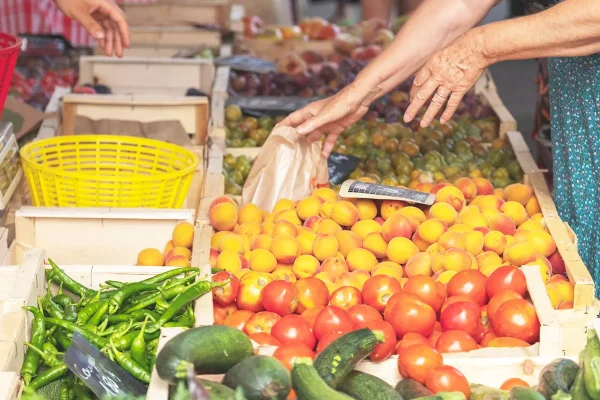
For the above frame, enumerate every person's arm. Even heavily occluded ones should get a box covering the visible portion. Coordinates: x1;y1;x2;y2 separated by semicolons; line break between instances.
405;0;600;127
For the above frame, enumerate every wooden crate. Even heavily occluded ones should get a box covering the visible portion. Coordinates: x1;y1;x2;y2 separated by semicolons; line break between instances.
240;38;335;61
210;65;230;128
121;0;231;28
474;70;517;138
0;372;20;399
78;56;215;96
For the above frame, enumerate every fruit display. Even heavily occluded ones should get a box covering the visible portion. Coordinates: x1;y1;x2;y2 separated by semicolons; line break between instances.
242;16;342;41
223;154;255;196
136;222;195;267
152;323;600;399
19;260;219;397
0;143;20;194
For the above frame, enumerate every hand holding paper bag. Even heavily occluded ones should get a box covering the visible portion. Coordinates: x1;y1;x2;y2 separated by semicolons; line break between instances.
242;126;329;212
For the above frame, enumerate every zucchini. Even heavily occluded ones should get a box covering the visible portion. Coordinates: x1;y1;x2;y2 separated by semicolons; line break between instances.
508;387;545;400
337;370;403;400
222;355;291;400
291;358;354;400
569;363;592;400
537;358;579;399
395;379;434;399
314;328;381;388
550;391;572;400
469;383;509;400
156;325;254;382
583;329;600;398
198;379;237;400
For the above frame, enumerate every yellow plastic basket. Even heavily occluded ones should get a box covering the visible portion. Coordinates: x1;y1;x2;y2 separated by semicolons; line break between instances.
20;135;199;208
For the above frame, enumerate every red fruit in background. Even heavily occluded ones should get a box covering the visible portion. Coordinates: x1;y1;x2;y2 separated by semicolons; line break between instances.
362;275;402;312
491;299;540;344
214;303;238;325
439;301;481;339
446;270;488;307
440;296;475;314
273;342;315;370
244;311;281;335
347;304;383;327
395;332;429;354
435;330;479;353
313;306;354;341
548;251;566;276
425;366;471;397
212;271;240;306
224;310;254;331
261;280;299;316
387;295;436;339
428;331;443;348
316;331;344;353
384;292;421;321
397;344;443;384
300;306;324;330
480;331;499;347
487;290;523;322
73;86;96;94
330;286;362;310
295;278;330;313
242;15;265;37
403;275;447;312
365;319;396;362
249;332;281;347
271;315;316;349
486;266;527;299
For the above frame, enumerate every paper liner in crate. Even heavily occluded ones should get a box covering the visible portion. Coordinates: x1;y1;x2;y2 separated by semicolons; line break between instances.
242;126;329;211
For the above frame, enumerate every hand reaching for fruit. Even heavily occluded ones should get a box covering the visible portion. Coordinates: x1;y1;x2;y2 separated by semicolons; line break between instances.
53;0;130;57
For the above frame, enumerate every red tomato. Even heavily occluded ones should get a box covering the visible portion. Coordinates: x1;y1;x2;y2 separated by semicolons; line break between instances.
487;337;531;348
330;286;362;310
446;270;488;307
271;315;317;349
387;295;436;339
365;320;396;362
435;330;479;353
397;344;443;384
425;366;471;397
491;299;540;344
395;332;429;354
223;310;254;331
487;290;523;322
300;306;324;330
213;303;238;325
347;304;383;328
486;266;527;299
440;296;475;314
262;280;299;316
273;342;315;370
500;378;530;390
244;311;281;335
295;278;330;314
362;275;402;312
480;331;498;347
384;292;422;322
439;301;481;338
313;306;354;341
248;332;281;346
237;275;270;312
212;271;240;306
403;275;447;312
428;331;443;348
316;331;344;353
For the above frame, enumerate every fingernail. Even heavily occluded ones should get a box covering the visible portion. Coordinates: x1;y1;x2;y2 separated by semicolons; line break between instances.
440;118;446;124
297;125;308;135
95;31;105;39
403;114;411;123
420;121;427;128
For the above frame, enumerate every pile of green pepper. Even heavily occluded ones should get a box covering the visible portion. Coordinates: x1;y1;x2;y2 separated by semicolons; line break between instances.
21;259;224;398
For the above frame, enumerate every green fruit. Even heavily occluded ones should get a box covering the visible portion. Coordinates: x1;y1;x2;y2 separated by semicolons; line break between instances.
487;149;506;168
258;116;275;130
241;139;258;148
225;105;243;122
222;355;291;400
229;138;243;148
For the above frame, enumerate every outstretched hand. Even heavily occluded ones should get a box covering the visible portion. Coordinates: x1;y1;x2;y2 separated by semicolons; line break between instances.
54;0;130;57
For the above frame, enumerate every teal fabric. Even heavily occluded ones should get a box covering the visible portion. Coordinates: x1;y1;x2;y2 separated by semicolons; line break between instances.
547;52;600;295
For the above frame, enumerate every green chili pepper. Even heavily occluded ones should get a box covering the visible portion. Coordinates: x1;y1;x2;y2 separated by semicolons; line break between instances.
72;382;94;400
64;304;78;323
131;317;150;372
27;363;69;390
76;300;106;325
154;297;171;314
59;380;71;400
45;318;109;349
146;337;160;351
105;280;125;289
21;306;45;385
43;342;59;354
42;291;65;320
113;329;161;351
24;342;62;367
109;339;151;383
55;329;72;351
48;259;96;298
122;284;188;314
164;319;194;328
88;301;110;326
142;267;199;285
102;313;135;325
52;293;75;308
108;282;158;315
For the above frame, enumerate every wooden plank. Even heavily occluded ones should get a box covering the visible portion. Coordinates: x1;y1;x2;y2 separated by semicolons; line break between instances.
121;1;230;27
36;86;71;141
475;71;518;138
0;372;20;399
192;224;214;325
211;65;230;128
240;38;334;61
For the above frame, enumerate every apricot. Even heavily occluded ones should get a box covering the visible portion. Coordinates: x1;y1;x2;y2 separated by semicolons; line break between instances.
473;178;495;196
331;200;360;227
505;235;517;248
494;188;505;199
514;229;530;242
524;254;552;283
273;209;302;226
461;211;489;230
303;215;324;231
296;231;317;255
272;266;296;282
249;248;278;273
335;230;363;258
519;219;545;232
473;226;491;236
320;257;349;277
292;254;320;279
404;252;432;277
381;213;413;242
165;246;192;263
479;195;505;211
351;219;382;240
211;232;232;250
430;183;449;194
217;234;245;254
172;222;195;249
416;218;448;244
319;200;335;219
429;202;458;226
210;202;238;232
483;230;507;255
398;207;427;231
476;251;503;276
335;272;361;291
411;232;431;252
269;235;300;264
363;232;388;258
545;283;562;309
500;202;528;227
380;200;406;220
316;219;343;235
504;183;534;206
372;261;403;281
435;186;466;212
553;281;575;304
447;224;471;233
548;251;567;276
355;199;378;220
431;254;445;274
251;234;272;251
351;270;371;291
435;270;458;285
163;240;175;257
261;221;275;237
296;196;325;220
481;207;501;221
526;230;556;258
238;222;262;241
454;177;478;200
548;274;569;283
386;237;420;264
465;230;485;256
525;196;542;217
443;248;472;272
503;242;537;266
209;195;237;210
313;234;339;261
216;250;243;273
165;255;191;267
209;248;219;267
238;203;263;225
558;301;574;309
488;214;516;236
312;187;338;202
272;220;298;238
438;231;467;251
347;248;378;272
137;248;164;266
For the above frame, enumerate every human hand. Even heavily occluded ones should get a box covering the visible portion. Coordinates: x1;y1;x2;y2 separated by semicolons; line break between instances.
404;30;488;127
54;0;130;57
278;83;377;157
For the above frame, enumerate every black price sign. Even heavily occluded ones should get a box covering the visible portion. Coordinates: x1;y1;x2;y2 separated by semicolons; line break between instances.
327;153;361;185
227;96;321;116
65;332;147;398
339;180;436;205
216;55;276;73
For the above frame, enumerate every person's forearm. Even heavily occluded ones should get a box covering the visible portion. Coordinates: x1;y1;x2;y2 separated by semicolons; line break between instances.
476;0;600;64
353;0;497;104
361;0;393;22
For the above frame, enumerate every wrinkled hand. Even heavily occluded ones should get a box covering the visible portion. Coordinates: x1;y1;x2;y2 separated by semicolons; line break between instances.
54;0;130;57
278;83;376;157
404;31;488;127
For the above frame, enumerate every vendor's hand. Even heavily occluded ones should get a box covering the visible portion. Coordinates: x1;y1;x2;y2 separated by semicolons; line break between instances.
404;31;488;127
54;0;130;57
277;83;378;157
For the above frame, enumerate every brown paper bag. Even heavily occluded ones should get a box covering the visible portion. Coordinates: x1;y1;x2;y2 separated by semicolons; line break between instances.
242;126;329;212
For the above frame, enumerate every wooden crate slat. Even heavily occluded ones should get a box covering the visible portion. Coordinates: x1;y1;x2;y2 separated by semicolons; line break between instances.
121;1;230;27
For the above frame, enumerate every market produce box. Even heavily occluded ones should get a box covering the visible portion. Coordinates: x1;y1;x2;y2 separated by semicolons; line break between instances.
0;123;23;212
120;0;231;28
